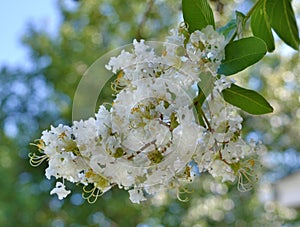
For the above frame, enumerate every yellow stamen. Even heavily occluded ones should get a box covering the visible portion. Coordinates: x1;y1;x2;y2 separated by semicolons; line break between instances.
58;131;67;139
28;153;48;167
82;185;103;204
30;139;45;151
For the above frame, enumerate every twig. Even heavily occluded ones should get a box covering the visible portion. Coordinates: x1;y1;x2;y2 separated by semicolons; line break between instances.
136;0;154;41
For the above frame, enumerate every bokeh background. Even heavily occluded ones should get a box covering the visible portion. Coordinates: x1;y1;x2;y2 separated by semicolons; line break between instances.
0;0;300;226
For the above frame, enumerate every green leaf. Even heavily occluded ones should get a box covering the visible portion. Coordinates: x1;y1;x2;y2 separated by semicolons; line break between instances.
266;0;299;50
194;72;215;127
222;84;273;115
218;37;267;75
197;72;215;104
217;19;236;42
193;84;206;127
194;98;206;127
182;0;215;33
251;1;275;52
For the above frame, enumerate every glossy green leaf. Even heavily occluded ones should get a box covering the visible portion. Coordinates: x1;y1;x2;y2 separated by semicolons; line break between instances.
222;84;273;115
251;1;275;52
218;37;267;75
266;0;299;50
182;0;215;33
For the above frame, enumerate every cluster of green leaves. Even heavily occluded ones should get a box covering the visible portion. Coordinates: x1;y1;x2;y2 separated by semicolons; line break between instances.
183;0;299;116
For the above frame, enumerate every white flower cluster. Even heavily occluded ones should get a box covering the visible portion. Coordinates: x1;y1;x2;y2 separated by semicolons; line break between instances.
30;25;265;203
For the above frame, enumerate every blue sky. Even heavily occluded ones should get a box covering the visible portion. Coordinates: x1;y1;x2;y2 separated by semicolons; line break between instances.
0;0;59;68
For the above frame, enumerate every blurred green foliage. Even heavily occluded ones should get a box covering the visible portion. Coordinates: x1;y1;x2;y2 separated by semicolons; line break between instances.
1;0;300;226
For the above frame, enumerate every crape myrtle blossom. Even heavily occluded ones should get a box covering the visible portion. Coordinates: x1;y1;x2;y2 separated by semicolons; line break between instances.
50;182;71;200
30;25;265;204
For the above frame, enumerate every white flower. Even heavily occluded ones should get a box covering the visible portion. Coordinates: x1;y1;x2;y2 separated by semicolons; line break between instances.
128;188;147;204
214;75;235;92
186;25;226;73
209;160;236;182
105;50;134;73
50;182;71;200
30;25;266;204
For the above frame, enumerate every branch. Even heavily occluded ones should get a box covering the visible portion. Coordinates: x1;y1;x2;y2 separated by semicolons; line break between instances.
136;0;154;41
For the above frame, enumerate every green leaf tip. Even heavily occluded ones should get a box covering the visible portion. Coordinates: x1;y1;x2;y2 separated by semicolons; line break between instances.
222;84;274;115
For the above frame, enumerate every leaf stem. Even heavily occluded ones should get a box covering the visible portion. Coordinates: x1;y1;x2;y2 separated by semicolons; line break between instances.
228;0;264;42
196;102;212;131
